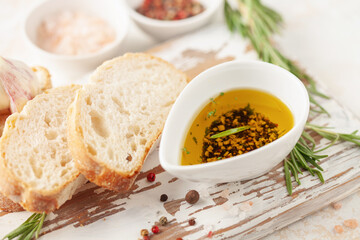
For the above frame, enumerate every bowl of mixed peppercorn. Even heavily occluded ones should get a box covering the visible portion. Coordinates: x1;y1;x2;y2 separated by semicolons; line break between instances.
124;0;222;40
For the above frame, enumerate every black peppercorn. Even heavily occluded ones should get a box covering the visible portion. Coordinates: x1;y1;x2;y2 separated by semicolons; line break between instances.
160;194;168;202
188;218;196;226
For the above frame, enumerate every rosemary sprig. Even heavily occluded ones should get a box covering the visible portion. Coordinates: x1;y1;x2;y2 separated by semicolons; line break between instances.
210;126;250;139
285;124;360;194
306;124;360;147
224;0;329;115
223;0;360;195
3;212;46;240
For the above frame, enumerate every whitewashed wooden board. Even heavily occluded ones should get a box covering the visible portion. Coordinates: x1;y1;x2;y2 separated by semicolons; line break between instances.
1;24;360;240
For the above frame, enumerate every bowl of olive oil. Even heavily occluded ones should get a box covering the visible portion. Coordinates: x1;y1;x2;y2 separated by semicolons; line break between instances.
159;60;309;183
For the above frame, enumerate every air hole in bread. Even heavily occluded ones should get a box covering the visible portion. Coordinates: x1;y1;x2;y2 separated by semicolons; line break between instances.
126;133;134;139
29;157;43;179
131;142;137;152
87;144;97;156
44;115;51;126
129;125;140;135
34;168;43;179
33;148;39;154
50;150;55;159
45;130;57;140
90;110;109;138
112;97;130;115
60;157;68;167
140;138;147;146
85;96;92;105
149;121;155;126
60;169;67;177
77;126;84;138
162;101;174;107
107;148;114;160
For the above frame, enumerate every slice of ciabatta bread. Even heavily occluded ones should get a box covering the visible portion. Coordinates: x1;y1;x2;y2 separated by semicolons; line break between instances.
0;85;87;213
0;66;52;212
68;53;188;192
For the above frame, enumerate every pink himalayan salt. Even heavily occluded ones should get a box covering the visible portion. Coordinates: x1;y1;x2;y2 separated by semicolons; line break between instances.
334;225;344;234
37;11;115;56
331;202;342;210
343;219;358;229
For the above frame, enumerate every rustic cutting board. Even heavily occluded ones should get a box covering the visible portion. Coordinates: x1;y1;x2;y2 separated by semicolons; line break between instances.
1;24;360;240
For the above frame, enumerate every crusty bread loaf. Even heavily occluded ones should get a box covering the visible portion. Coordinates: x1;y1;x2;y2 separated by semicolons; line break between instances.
0;66;52;212
0;85;87;213
68;53;188;192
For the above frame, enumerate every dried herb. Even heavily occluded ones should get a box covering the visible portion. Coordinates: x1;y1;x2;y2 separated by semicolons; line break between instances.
182;147;190;154
203;105;280;162
207;109;216;118
3;212;46;240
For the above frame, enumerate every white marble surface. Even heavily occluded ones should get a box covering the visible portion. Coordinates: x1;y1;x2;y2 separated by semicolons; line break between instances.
0;0;359;239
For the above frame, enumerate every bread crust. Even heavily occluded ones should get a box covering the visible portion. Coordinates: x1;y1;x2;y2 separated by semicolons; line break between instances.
90;52;191;84
0;86;87;213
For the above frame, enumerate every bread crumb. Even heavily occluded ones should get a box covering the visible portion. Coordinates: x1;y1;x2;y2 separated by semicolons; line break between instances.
334;225;344;234
344;219;358;229
331;202;342;210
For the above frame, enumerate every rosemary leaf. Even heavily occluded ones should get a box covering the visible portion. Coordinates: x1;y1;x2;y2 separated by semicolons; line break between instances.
287;160;300;185
301;131;316;150
210;126;250;139
284;160;292;195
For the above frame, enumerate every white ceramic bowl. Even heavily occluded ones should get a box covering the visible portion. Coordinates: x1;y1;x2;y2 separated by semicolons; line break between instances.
125;0;222;41
159;61;309;183
24;0;129;79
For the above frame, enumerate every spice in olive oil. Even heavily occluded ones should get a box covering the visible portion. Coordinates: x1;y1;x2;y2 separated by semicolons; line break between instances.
181;89;294;165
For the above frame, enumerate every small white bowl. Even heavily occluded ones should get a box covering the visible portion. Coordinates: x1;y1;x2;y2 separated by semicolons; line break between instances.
159;61;309;183
24;0;129;79
125;0;222;41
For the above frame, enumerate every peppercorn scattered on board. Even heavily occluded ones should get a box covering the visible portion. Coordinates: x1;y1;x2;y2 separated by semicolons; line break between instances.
2;25;360;240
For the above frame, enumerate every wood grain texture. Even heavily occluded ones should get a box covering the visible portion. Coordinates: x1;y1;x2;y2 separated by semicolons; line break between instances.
1;24;360;240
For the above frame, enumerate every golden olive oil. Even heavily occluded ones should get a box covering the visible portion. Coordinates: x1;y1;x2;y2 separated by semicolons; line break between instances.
181;89;294;165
